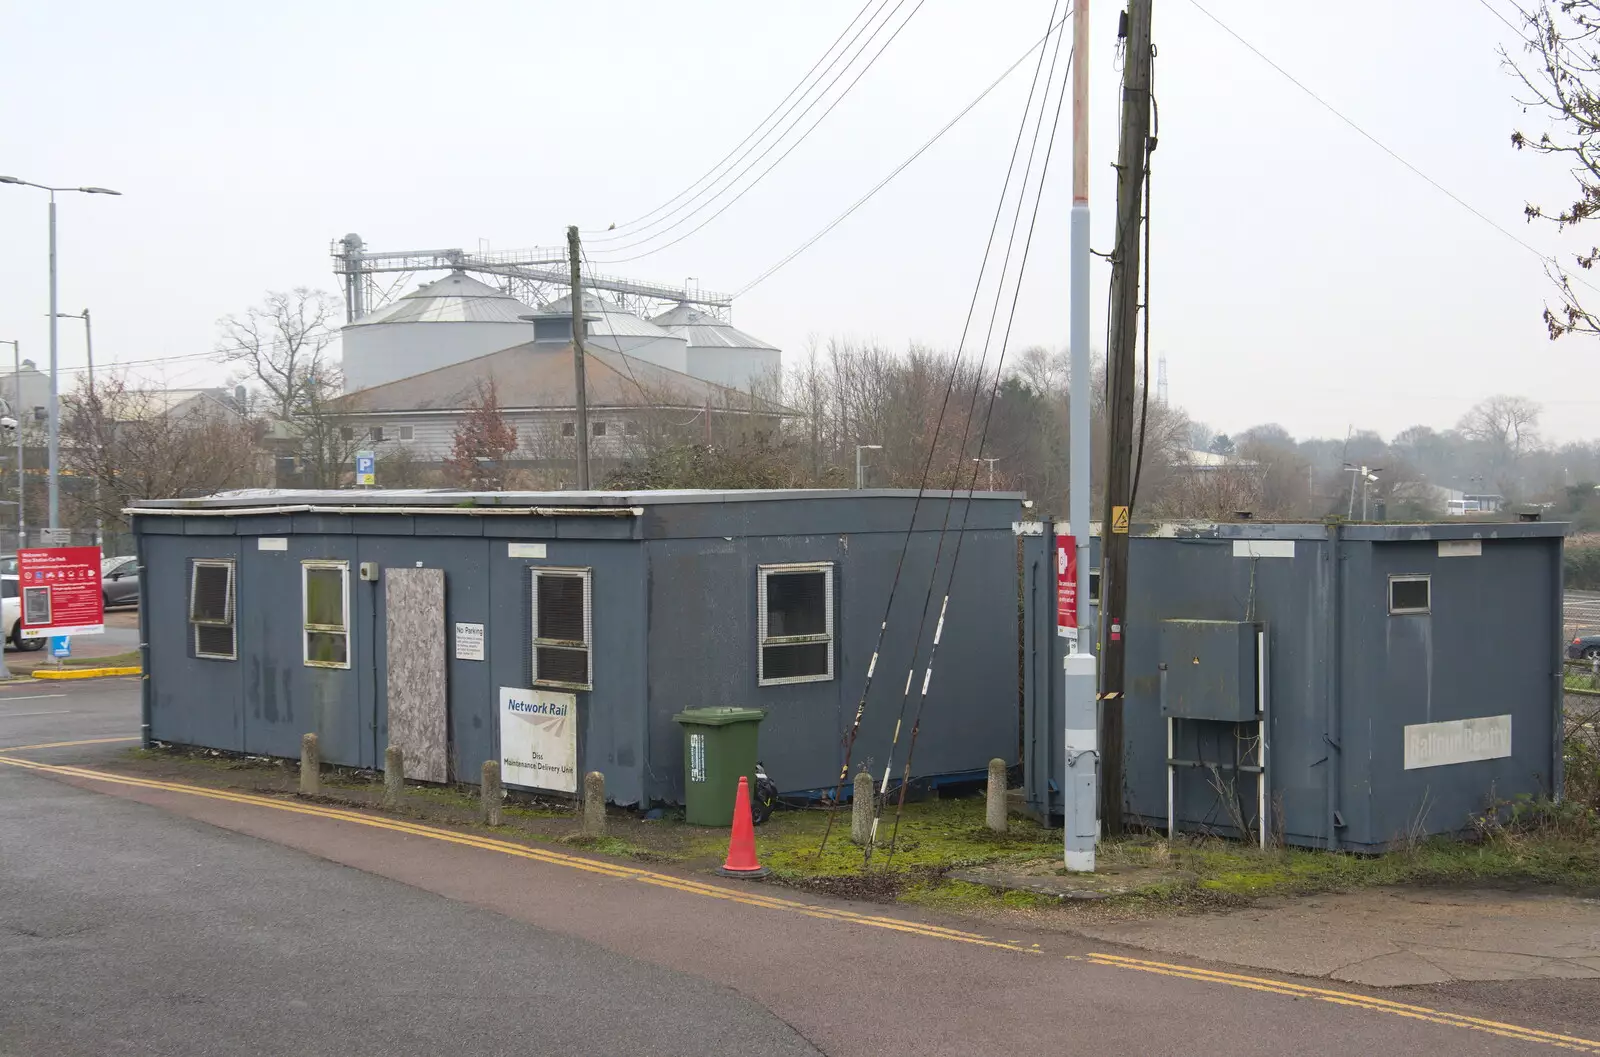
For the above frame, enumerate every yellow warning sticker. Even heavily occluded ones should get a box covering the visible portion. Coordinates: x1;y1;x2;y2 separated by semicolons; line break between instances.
1112;505;1130;533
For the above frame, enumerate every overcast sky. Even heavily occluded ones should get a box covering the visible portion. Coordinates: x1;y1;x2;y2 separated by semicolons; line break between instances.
2;1;1593;443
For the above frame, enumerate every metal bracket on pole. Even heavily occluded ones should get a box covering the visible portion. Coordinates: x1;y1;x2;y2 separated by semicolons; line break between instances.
1063;651;1098;872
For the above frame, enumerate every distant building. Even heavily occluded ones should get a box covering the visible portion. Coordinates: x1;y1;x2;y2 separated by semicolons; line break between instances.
0;359;50;422
331;341;791;469
339;272;784;395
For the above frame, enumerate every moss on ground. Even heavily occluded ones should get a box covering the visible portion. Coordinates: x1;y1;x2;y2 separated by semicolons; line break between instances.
109;746;1600;914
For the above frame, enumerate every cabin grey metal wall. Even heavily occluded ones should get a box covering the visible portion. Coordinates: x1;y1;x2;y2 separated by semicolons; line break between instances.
135;489;1021;809
1021;521;1565;851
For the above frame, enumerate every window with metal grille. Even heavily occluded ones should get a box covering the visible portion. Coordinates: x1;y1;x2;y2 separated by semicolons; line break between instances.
369;426;385;442
340;426;354;441
303;561;350;668
1389;575;1430;615
190;559;236;660
757;563;834;685
531;567;592;689
398;425;414;441
593;421;607;437
561;421;576;438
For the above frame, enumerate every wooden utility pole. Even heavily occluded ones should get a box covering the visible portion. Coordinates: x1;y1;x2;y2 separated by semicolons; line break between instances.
1098;0;1153;836
567;225;592;489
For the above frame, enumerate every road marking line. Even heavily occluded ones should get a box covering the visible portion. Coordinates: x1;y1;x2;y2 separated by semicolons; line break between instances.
1082;953;1600;1052
0;711;71;718
0;694;69;702
0;755;1027;952
0;735;139;752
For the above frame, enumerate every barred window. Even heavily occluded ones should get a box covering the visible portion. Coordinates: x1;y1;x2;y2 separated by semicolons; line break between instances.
190;560;236;661
757;563;834;685
532;567;592;690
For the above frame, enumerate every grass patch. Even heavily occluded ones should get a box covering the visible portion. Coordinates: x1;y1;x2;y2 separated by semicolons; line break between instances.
751;796;1061;880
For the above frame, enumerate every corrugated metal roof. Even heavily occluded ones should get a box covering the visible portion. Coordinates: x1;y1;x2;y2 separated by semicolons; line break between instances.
650;304;779;351
335;341;791;414
134;487;1020;509
540;293;675;341
347;272;537;327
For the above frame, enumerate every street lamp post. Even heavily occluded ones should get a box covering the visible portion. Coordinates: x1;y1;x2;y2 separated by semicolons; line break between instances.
56;309;99;545
854;444;882;489
0;340;20;546
972;456;999;491
0;176;121;535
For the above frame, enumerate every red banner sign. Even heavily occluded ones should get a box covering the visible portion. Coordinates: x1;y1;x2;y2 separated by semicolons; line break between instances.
1056;536;1078;642
17;547;105;638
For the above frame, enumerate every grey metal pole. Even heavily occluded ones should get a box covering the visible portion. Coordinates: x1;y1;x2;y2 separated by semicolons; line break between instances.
46;193;59;533
566;225;591;490
856;446;864;489
1064;0;1097;873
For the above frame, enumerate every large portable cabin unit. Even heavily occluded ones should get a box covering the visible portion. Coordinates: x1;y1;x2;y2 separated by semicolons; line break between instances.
1020;520;1565;851
132;489;1022;806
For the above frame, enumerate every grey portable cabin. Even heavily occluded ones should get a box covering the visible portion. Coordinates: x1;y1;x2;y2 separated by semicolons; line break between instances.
1021;520;1565;851
131;489;1022;806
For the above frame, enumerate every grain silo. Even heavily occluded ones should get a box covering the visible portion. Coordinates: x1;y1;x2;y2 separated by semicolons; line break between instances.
539;292;688;374
650;304;781;392
340;271;539;393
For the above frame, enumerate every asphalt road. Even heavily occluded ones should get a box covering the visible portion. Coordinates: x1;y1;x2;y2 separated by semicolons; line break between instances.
0;765;820;1057
3;682;1597;1056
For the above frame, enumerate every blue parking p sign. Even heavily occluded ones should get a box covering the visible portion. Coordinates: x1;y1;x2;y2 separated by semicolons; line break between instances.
355;450;376;487
50;635;70;658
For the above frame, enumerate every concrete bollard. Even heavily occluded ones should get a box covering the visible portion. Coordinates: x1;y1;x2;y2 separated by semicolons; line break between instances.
481;760;503;827
583;771;607;837
383;746;404;809
986;758;1008;833
299;733;320;796
851;771;874;846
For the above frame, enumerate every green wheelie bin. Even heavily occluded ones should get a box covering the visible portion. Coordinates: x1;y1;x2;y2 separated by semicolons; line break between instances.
673;707;766;826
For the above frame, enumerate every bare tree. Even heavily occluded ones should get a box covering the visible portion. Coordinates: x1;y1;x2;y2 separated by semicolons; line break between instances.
217;289;341;420
1458;394;1542;459
1504;2;1600;336
60;374;261;534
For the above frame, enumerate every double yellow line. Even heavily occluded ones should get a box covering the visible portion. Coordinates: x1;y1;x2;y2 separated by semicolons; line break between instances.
1080;953;1600;1053
5;750;1597;1052
0;754;1031;952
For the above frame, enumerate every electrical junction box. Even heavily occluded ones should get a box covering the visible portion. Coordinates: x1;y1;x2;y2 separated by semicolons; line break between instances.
1159;619;1261;722
359;562;380;582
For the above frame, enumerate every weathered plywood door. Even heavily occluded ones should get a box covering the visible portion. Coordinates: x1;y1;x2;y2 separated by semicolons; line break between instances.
384;567;448;783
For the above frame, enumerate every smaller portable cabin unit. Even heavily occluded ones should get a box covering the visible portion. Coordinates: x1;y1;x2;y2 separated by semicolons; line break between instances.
132;489;1023;806
1020;520;1565;851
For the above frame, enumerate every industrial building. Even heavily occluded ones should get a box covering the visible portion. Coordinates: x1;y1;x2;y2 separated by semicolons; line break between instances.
333;236;782;398
132;489;1022;807
1020;519;1565;851
332;340;789;468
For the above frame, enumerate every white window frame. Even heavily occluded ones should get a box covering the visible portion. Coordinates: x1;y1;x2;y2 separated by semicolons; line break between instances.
757;562;835;686
302;560;351;669
398;424;414;442
1389;574;1431;615
189;559;237;661
531;566;593;690
369;425;385;442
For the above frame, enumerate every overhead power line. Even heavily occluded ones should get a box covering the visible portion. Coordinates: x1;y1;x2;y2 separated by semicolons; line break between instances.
816;1;1071;859
589;0;929;265
1186;0;1600;299
587;0;887;239
735;12;1072;298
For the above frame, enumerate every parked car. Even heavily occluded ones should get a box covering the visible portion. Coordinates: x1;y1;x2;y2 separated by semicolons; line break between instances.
102;555;139;609
0;555;15;576
1569;635;1600;661
1;576;45;651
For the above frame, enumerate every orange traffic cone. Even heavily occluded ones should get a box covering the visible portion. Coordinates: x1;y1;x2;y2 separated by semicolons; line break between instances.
717;775;770;879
